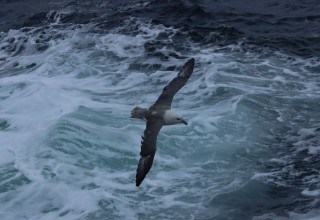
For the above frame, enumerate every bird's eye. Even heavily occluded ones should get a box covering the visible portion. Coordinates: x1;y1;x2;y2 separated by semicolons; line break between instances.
176;118;181;120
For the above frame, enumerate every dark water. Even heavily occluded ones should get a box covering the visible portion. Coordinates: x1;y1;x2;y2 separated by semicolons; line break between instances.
0;0;320;219
2;0;319;56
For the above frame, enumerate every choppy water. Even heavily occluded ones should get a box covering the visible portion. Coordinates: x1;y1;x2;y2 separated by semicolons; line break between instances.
0;0;320;219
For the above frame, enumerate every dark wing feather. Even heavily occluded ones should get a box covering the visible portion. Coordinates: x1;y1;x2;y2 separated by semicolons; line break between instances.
136;118;163;187
151;58;195;110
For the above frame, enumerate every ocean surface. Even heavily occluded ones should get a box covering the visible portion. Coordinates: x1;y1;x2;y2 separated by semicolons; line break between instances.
1;0;320;219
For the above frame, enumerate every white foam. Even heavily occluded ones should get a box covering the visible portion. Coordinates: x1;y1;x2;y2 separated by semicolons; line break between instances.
283;68;299;77
308;146;320;155
273;76;286;83
0;149;14;165
302;189;320;197
253;212;320;220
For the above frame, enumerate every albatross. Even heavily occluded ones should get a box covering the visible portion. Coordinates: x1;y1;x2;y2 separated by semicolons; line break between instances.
131;58;195;187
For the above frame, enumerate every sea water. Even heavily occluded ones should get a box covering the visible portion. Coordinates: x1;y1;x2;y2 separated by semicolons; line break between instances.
0;1;320;219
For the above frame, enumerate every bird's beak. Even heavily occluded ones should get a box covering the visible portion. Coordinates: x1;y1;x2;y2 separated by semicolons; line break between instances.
181;119;188;125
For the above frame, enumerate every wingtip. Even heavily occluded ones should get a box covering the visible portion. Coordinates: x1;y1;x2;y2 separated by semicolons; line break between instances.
136;165;147;187
178;58;195;78
186;58;195;69
136;181;142;187
189;57;195;63
190;58;195;68
186;58;195;67
136;155;154;187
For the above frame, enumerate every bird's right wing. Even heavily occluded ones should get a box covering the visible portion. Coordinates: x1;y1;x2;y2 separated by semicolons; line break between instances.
136;118;163;187
151;58;195;110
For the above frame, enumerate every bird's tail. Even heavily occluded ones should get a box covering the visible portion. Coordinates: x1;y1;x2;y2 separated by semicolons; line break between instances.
131;107;149;120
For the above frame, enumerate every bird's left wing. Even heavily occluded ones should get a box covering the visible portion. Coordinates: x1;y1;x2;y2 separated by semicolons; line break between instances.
136;118;163;187
150;58;195;110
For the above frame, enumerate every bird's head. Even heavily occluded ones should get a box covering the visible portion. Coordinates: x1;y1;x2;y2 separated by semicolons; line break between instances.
163;110;188;125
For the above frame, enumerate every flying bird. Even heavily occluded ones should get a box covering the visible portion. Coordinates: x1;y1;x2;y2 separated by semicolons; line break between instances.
131;58;195;187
